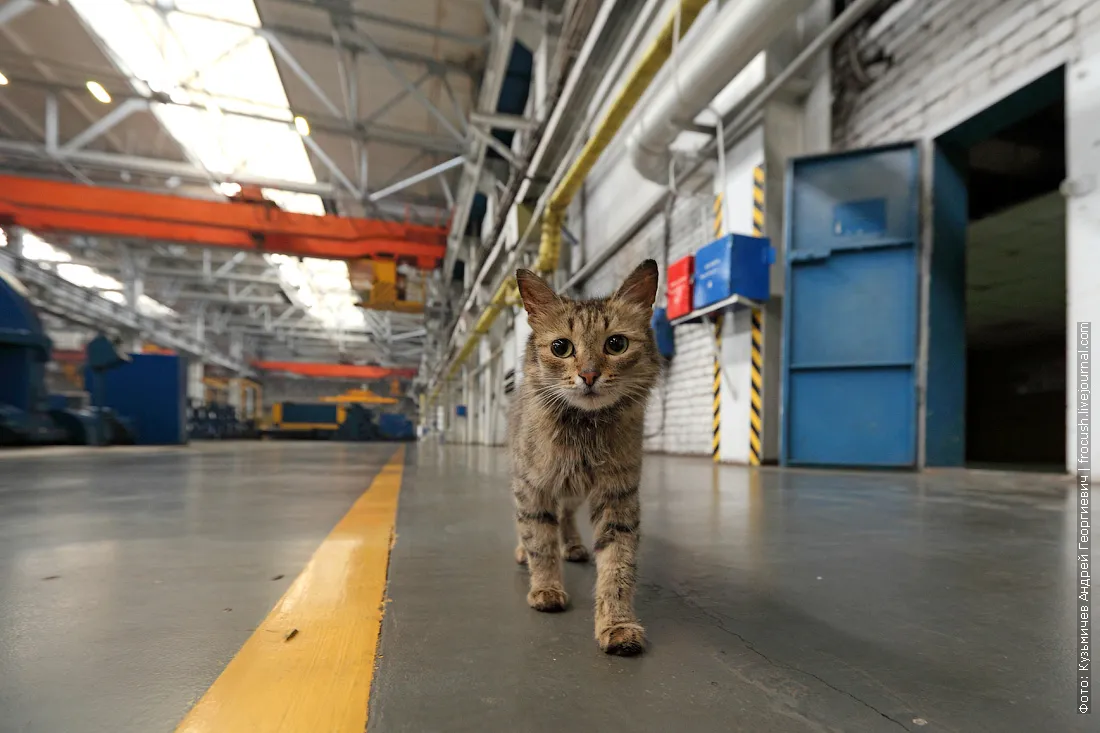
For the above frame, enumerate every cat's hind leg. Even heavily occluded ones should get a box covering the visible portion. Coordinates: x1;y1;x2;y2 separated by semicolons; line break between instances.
513;477;568;612
559;498;590;563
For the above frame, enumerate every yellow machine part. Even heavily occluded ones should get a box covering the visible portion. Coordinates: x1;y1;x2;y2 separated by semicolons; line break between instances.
318;389;398;405
268;401;345;431
349;258;425;314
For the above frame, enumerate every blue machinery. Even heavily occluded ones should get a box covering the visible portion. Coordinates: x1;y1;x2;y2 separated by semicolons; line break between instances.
2;268;412;446
0;271;134;446
0;270;192;447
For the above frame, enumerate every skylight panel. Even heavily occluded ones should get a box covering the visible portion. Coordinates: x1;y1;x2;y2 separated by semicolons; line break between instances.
69;0;367;334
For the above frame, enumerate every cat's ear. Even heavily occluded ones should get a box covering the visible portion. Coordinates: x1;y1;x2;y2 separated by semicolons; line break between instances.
613;259;659;309
515;269;559;324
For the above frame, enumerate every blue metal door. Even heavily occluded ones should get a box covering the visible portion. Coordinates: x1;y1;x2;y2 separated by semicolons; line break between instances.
781;143;920;467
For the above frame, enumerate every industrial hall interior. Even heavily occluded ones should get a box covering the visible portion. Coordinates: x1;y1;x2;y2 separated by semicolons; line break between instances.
0;0;1096;731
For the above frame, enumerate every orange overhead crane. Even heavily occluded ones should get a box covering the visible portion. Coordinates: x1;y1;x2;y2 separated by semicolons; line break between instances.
0;175;448;268
253;361;417;379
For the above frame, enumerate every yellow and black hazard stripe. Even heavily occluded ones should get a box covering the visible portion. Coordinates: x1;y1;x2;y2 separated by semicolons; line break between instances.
749;164;765;466
752;165;765;234
712;192;724;463
712;314;723;462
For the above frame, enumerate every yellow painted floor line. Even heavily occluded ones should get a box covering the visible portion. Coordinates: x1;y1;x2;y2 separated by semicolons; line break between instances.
176;446;405;733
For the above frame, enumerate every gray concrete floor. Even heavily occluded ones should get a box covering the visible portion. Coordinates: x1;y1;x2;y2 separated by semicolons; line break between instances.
0;442;395;733
371;446;1085;733
0;443;1084;732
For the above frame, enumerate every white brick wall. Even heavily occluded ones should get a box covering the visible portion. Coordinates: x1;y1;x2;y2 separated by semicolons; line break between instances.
646;323;715;455
834;0;1100;148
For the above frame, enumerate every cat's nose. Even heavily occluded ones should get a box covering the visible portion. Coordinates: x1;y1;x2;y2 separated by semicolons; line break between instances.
579;370;600;386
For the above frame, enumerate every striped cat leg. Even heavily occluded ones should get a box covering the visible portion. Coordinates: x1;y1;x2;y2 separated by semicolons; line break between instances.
590;487;644;655
559;498;590;563
514;479;568;612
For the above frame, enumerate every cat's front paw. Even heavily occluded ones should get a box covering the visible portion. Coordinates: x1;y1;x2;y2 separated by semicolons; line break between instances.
597;622;646;656
527;586;569;612
562;543;590;562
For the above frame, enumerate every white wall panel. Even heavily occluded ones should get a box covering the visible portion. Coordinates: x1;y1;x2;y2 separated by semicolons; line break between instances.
1067;27;1100;470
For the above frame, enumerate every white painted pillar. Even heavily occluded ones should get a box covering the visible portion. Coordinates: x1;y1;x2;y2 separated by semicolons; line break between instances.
716;128;765;464
1066;33;1100;471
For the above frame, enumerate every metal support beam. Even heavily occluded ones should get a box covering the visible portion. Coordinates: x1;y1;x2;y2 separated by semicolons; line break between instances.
270;0;488;46
443;0;519;277
439;173;455;208
128;268;280;284
0;0;34;28
262;32;343;118
440;76;469;131
470;111;537;132
44;93;57;153
212;251;247;279
362;69;433;126
390;328;427;342
469;124;523;169
120;2;476;78
356;29;467;143
232;326;380;345
59;98;145;154
302;134;361;199
175;290;285;305
4;74;467;155
357;145;370;194
0;140;444;215
272;305;300;327
368;156;465;203
0;139;337;196
482;0;500;31
232;282;258;300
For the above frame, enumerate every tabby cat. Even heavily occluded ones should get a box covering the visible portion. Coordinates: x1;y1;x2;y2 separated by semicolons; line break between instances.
509;260;661;656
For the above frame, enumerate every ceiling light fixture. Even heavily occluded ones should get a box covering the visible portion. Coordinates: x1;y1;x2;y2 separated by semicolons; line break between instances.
293;115;310;136
86;80;111;103
0;72;8;86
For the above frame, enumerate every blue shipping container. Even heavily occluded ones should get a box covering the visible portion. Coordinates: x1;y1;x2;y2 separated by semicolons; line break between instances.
85;353;188;445
280;402;339;424
692;234;774;308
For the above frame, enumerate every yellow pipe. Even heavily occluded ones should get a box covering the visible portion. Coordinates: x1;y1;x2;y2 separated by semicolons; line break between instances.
433;0;706;397
535;0;709;273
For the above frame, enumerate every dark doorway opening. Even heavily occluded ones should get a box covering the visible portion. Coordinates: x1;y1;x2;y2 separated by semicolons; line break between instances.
962;84;1067;470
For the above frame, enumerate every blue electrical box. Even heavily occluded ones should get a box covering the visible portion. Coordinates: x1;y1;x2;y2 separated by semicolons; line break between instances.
650;307;674;359
692;234;774;308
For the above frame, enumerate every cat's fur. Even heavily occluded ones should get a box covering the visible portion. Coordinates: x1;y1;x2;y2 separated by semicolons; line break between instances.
508;260;661;656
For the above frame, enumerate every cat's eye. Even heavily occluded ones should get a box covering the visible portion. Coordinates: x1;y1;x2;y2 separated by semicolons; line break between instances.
604;335;629;355
550;338;574;358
